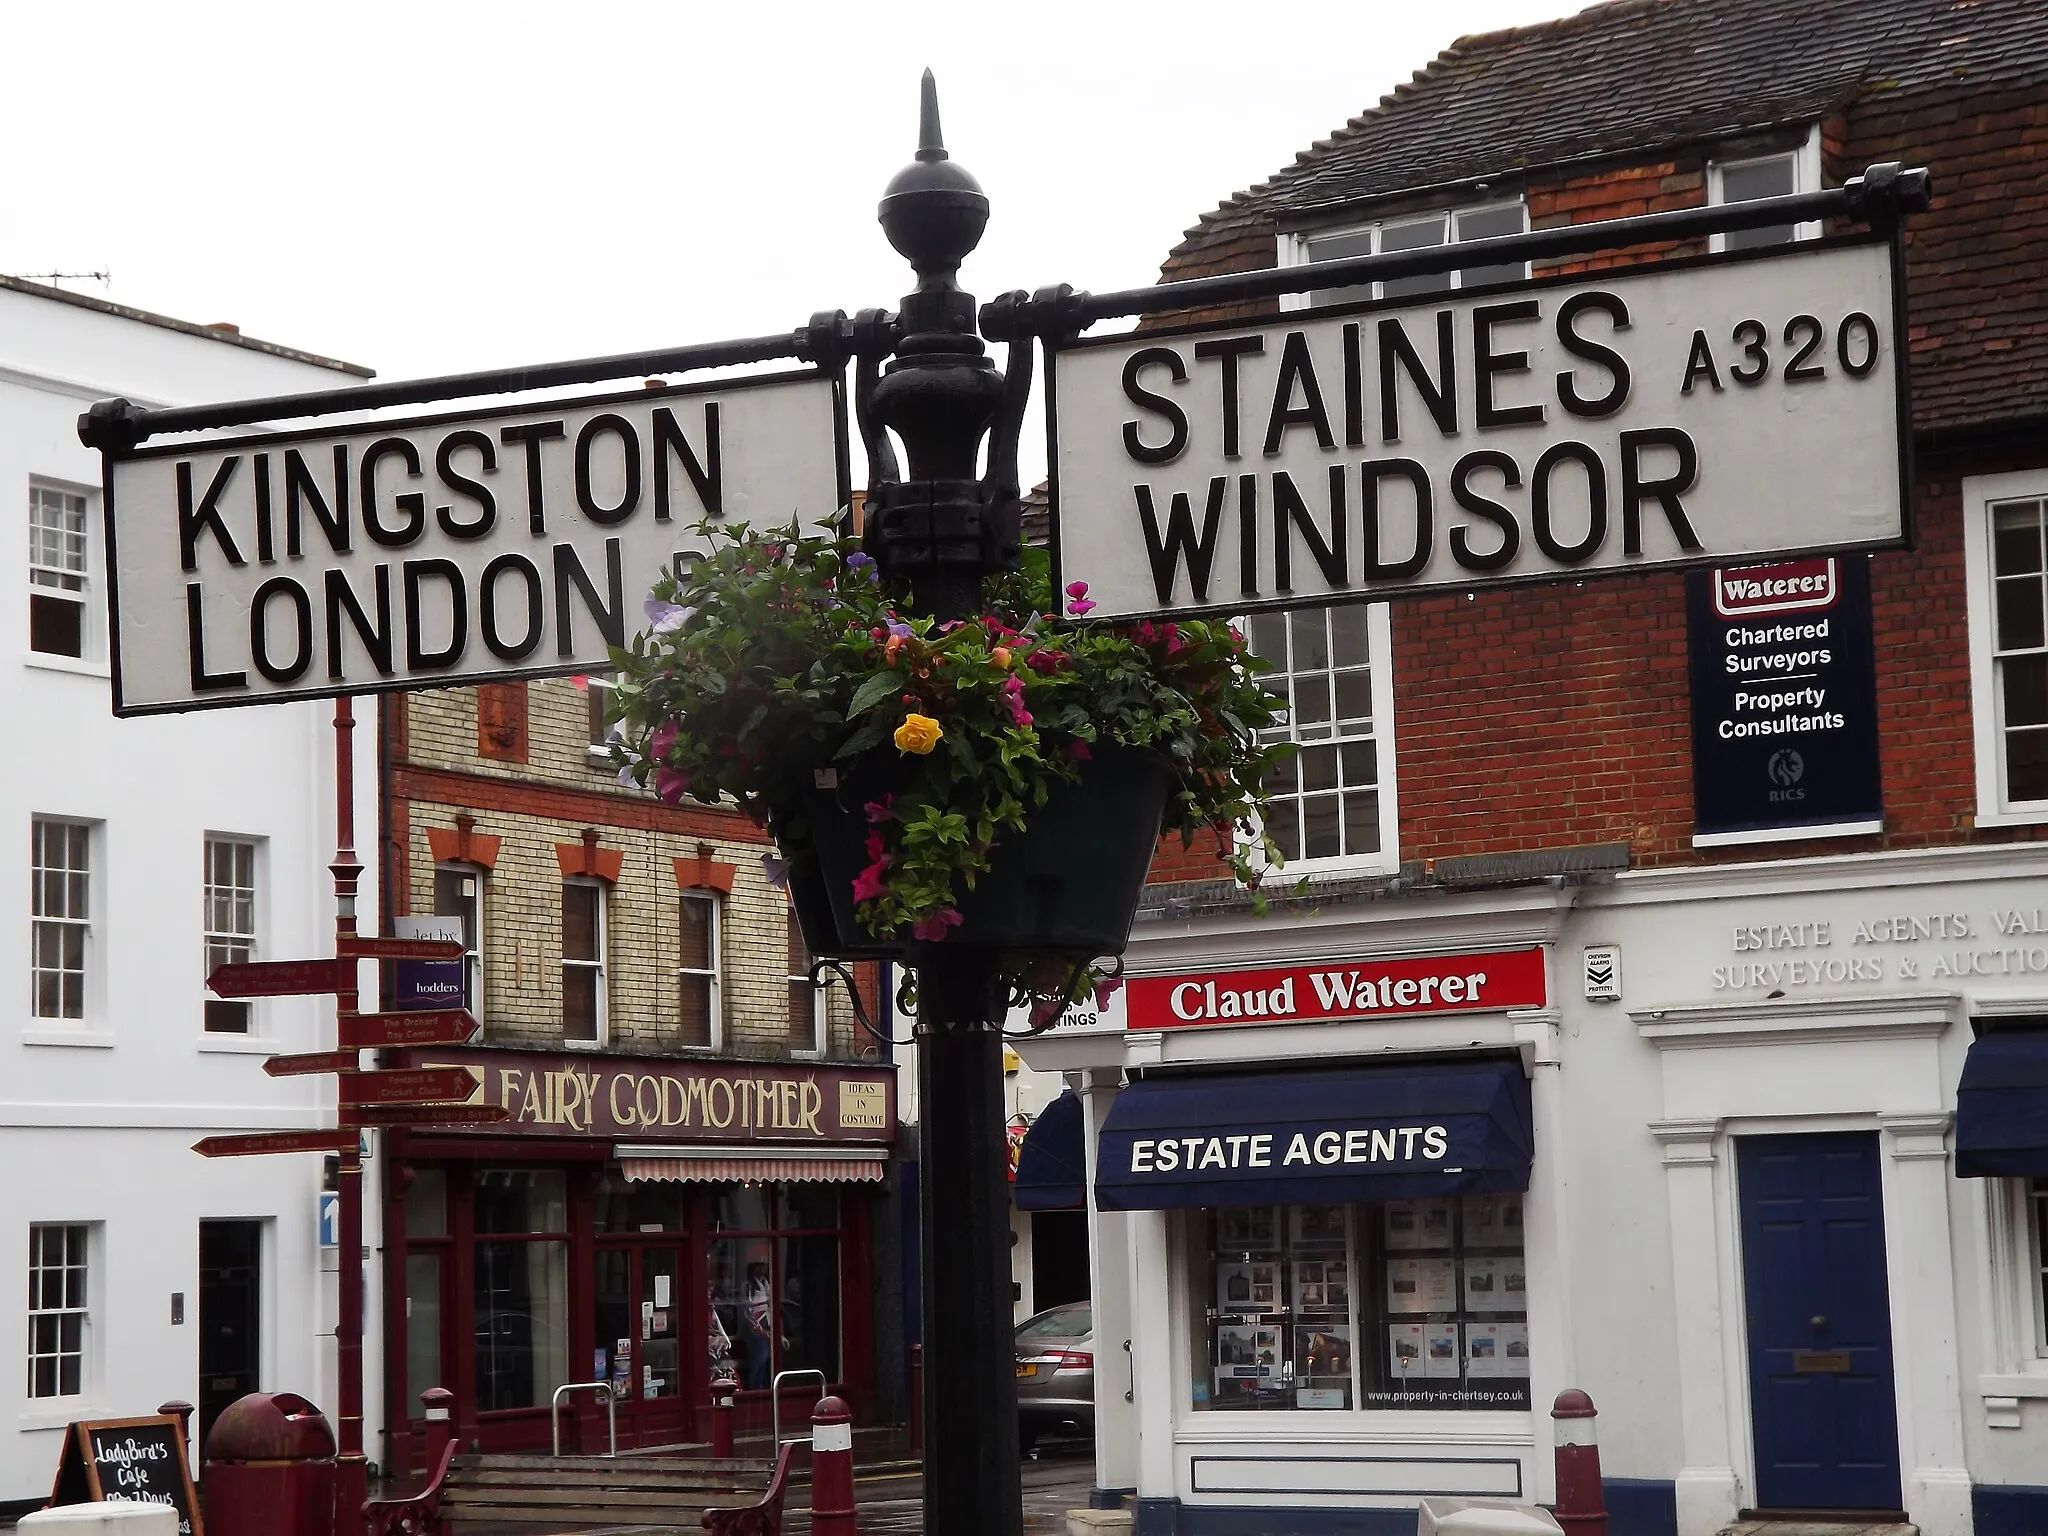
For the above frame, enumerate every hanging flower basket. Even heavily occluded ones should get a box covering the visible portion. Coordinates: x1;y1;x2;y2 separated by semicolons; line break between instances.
604;518;1293;1012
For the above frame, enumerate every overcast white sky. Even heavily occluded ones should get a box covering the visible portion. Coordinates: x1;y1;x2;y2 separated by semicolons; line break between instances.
5;0;1581;482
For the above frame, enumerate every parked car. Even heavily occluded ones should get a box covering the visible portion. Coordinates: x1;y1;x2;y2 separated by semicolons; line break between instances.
1014;1301;1093;1454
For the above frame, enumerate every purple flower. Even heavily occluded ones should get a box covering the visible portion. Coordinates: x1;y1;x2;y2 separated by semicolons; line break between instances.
884;618;914;641
851;862;890;904
617;764;641;788
910;907;964;943
654;766;690;804
864;794;896;824
846;552;878;583
761;852;789;889
644;594;693;634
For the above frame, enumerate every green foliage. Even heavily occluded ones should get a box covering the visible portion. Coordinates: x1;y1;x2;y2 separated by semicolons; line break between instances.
608;519;1292;947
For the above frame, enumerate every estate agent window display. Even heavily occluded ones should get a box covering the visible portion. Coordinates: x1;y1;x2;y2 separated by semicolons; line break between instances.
1191;1196;1530;1413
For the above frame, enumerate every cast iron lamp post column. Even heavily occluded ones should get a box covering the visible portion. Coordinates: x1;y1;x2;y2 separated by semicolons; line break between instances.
864;74;1029;1536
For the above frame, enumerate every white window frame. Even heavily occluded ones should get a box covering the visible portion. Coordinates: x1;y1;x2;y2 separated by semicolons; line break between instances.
786;906;825;1058
1707;128;1823;251
31;818;93;1024
677;889;723;1050
1240;602;1400;876
26;1222;92;1403
584;675;620;768
1278;197;1530;312
1962;470;2048;826
433;863;486;1021
561;877;608;1048
2034;1178;2048;1359
27;478;95;666
203;835;263;1035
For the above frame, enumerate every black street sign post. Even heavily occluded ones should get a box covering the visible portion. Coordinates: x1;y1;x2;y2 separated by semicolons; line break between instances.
78;74;1930;1536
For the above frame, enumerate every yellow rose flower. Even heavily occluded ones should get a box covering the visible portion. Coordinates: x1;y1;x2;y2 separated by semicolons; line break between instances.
894;713;943;754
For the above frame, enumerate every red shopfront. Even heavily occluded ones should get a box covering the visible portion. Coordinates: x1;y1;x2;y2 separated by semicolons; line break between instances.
379;1047;897;1469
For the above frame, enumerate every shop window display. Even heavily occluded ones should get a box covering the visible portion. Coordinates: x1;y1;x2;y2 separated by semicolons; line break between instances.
708;1187;842;1389
1195;1197;1528;1411
473;1170;571;1412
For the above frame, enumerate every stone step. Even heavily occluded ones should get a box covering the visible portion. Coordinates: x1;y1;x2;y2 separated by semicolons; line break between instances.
1717;1521;1917;1536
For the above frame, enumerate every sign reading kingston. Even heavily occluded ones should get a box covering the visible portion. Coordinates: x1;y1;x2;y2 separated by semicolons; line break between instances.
1051;237;1906;621
390;1047;895;1143
103;373;846;715
1125;947;1548;1030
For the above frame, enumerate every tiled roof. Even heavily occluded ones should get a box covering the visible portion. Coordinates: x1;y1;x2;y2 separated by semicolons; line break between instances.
1160;0;2048;433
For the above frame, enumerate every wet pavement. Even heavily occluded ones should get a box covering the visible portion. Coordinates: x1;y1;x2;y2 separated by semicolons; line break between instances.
784;1437;1096;1536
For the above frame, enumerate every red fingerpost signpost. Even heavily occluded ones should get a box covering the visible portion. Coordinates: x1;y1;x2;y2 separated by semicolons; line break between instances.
337;1067;481;1107
338;1009;478;1050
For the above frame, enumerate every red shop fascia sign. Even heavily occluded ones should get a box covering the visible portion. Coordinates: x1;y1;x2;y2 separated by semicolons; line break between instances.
1126;947;1548;1030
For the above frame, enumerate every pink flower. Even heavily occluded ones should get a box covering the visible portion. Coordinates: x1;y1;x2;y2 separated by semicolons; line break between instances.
1029;996;1064;1031
865;831;887;862
650;721;679;759
654;766;690;804
1001;673;1033;728
864;795;896;824
1066;738;1092;761
1093;975;1125;1011
910;908;964;943
851;862;890;904
1066;581;1089;599
1064;580;1096;618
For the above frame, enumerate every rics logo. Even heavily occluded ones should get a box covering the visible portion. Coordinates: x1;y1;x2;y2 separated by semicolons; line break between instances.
1767;749;1806;801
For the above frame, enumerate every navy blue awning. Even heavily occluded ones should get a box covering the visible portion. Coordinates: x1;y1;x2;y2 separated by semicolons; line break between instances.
1957;1027;2048;1177
1095;1059;1533;1212
1015;1090;1087;1211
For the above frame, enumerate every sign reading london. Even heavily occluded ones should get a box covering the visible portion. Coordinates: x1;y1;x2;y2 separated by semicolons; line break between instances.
103;372;845;714
1051;237;1906;621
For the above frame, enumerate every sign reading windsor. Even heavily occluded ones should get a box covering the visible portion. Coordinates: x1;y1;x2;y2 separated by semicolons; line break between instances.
102;373;845;714
1050;237;1907;621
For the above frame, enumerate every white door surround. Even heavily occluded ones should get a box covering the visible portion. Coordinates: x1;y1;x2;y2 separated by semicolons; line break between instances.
1637;994;1973;1536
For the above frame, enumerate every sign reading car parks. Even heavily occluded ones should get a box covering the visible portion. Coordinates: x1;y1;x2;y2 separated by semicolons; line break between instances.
1051;237;1907;622
103;372;845;714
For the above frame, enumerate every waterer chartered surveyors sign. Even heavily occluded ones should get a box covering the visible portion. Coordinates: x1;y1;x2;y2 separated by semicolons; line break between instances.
1051;236;1907;621
102;372;846;714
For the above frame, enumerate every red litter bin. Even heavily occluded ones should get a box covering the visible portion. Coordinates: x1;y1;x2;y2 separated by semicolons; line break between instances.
201;1391;336;1536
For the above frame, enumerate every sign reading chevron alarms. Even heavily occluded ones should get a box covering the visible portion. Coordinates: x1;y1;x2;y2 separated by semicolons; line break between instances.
1050;237;1906;621
103;372;846;715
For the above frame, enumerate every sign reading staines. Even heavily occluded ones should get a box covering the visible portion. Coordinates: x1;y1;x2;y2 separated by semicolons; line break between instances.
1050;238;1906;622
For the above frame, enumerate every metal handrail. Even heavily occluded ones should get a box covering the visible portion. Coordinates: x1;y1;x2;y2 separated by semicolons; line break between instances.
550;1380;617;1458
770;1368;827;1449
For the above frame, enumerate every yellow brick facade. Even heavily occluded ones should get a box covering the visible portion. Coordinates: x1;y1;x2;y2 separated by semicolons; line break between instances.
396;678;862;1062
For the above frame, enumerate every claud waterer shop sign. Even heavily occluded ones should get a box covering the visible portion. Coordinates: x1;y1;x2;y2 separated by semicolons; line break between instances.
392;1047;894;1142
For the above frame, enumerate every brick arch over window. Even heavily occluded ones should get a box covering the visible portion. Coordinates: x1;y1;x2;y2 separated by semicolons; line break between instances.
555;828;624;883
424;814;501;872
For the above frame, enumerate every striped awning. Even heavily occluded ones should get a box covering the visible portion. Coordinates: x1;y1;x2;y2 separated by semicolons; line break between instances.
616;1144;888;1184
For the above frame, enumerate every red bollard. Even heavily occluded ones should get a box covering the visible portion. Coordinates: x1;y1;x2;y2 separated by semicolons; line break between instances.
810;1395;857;1536
421;1386;457;1473
158;1401;197;1475
1552;1389;1607;1536
711;1383;735;1458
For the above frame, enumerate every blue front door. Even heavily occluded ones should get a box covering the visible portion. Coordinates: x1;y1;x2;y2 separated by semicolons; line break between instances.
1736;1132;1902;1510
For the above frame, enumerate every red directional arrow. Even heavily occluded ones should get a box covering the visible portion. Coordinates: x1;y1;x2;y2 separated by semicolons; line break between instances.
193;1129;358;1158
342;1102;510;1128
338;1067;479;1107
208;958;356;998
264;1049;360;1078
337;936;466;961
338;1009;477;1050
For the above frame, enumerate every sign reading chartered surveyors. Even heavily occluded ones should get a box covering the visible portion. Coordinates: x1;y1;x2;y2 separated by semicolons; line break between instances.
1051;237;1906;621
103;373;846;715
1687;554;1882;843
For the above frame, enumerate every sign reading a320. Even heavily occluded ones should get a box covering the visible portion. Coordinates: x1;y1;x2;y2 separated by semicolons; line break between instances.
103;372;846;714
1050;237;1908;622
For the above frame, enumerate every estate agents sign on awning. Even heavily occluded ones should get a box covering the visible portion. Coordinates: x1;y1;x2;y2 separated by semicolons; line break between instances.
1051;237;1906;622
102;372;846;715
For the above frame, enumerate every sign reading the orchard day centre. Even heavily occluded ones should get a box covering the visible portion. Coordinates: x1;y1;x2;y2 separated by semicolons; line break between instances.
102;373;846;714
1050;237;1907;622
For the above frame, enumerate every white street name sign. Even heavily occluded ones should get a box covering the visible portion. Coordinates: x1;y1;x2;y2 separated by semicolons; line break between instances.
1051;238;1906;621
104;372;846;714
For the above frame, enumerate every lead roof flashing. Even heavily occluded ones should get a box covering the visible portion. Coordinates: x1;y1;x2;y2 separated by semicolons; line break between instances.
1135;842;1631;923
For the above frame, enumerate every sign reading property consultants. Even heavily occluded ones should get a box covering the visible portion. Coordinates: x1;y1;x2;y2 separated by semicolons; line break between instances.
103;372;846;714
1051;236;1906;621
1125;947;1548;1030
1687;554;1882;844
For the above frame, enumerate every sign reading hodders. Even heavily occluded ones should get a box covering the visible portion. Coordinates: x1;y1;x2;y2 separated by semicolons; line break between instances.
1050;237;1908;621
102;372;846;714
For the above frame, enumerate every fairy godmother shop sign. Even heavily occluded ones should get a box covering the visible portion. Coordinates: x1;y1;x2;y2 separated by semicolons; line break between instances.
392;1047;894;1143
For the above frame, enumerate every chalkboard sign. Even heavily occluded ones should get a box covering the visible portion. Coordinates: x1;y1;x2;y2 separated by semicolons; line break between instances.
49;1415;203;1536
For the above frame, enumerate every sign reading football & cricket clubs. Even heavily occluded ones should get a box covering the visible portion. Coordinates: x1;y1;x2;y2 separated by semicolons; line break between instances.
102;374;846;714
1050;237;1906;621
